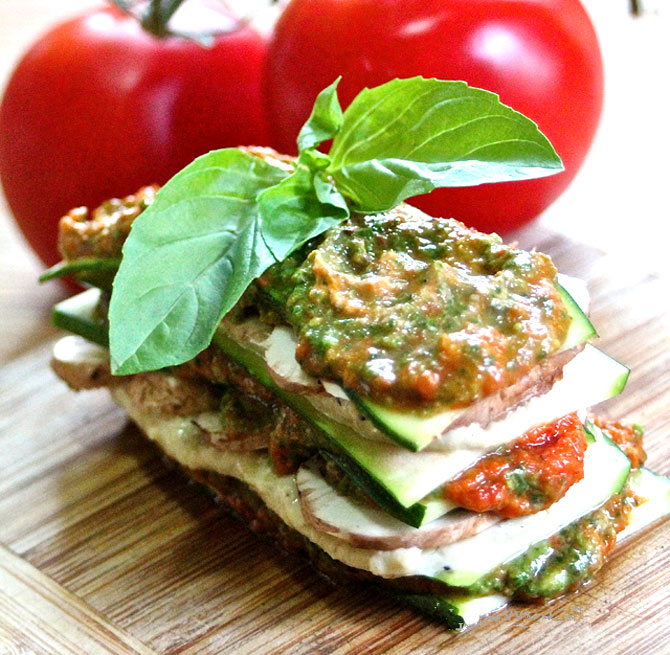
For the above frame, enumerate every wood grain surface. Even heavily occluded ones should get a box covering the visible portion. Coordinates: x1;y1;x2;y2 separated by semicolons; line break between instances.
1;229;669;655
1;1;669;653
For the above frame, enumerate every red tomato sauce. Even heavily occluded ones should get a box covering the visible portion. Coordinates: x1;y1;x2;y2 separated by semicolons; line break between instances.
443;412;587;518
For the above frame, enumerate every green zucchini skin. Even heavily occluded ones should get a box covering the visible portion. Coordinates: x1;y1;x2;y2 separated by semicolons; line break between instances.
213;330;431;527
52;288;108;347
321;450;427;527
40;257;121;290
556;281;597;346
389;592;465;628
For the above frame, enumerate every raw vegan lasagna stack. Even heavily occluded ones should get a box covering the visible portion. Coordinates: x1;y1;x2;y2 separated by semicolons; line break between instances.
40;73;670;632
46;160;670;629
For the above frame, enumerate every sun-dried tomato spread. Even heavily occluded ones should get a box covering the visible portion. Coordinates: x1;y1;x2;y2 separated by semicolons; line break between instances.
443;413;588;517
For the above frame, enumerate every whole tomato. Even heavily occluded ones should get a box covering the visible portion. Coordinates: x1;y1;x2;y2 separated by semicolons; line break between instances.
0;4;270;268
266;0;604;233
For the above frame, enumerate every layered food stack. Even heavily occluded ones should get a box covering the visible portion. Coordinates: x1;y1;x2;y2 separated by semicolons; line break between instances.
46;151;670;628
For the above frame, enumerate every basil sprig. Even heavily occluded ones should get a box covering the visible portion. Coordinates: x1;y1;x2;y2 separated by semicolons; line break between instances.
327;77;564;211
109;77;562;375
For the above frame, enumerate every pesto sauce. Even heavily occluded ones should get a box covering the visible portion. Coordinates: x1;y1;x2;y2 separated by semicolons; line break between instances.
259;204;570;411
470;489;636;600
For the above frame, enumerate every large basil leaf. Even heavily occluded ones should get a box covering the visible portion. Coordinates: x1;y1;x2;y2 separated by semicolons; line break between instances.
109;148;289;375
328;77;563;212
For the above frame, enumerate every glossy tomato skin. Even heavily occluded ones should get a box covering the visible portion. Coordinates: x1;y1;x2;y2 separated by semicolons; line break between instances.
0;6;270;268
266;0;604;233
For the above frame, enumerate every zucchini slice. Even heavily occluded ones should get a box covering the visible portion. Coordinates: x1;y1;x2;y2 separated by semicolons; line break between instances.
349;343;628;452
619;467;670;540
349;278;597;451
214;329;472;527
557;276;598;346
390;591;507;630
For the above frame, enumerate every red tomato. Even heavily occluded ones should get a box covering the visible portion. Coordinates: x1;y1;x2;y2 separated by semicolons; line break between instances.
265;0;604;233
0;5;270;268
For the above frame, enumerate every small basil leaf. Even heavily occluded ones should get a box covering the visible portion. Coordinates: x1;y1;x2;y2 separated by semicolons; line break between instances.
313;174;349;214
297;78;343;152
298;147;331;171
258;165;349;261
328;77;563;212
109;148;289;375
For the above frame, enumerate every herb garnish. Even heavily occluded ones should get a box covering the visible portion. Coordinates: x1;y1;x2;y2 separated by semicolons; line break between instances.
109;77;562;375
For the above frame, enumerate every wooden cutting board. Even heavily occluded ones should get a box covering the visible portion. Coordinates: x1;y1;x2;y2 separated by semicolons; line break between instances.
1;227;669;655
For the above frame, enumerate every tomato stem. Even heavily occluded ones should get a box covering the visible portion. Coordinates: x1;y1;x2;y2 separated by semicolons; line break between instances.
108;0;262;41
142;0;187;36
108;0;200;38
